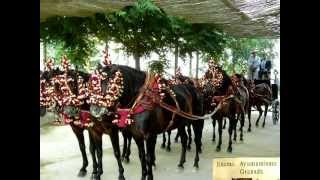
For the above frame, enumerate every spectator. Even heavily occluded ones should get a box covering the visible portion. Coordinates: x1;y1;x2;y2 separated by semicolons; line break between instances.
259;54;272;80
247;49;260;80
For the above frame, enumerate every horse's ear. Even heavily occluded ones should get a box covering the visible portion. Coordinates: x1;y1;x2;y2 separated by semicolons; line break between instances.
97;63;103;70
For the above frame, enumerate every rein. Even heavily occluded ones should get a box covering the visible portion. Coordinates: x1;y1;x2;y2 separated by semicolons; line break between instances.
127;73;219;121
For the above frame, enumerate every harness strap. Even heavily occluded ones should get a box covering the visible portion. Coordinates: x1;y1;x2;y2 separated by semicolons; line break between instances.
128;72;152;114
164;87;181;131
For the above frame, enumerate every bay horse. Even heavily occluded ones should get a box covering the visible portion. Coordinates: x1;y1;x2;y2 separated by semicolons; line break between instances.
40;68;126;180
59;69;128;180
161;73;195;152
230;74;250;140
201;64;248;152
245;80;272;128
41;68;91;177
90;64;205;180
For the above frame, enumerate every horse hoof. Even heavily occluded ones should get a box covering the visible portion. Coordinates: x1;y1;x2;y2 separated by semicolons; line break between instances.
77;169;87;177
199;148;202;154
240;138;243;141
124;157;130;164
193;163;199;169
178;164;184;169
91;173;100;180
227;147;232;153
118;175;126;180
216;147;221;152
161;144;165;149
262;124;265;128
166;147;171;152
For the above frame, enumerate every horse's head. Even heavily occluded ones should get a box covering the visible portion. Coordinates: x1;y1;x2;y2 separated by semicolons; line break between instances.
201;62;232;113
40;68;63;117
88;65;121;119
89;65;146;119
60;70;90;118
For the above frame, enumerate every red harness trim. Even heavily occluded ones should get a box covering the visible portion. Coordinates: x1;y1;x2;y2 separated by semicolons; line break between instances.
116;105;145;128
62;111;91;128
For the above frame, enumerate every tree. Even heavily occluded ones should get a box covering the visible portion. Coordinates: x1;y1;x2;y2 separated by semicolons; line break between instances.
226;37;277;74
166;16;190;74
147;55;169;74
40;16;98;69
99;0;173;70
179;24;228;77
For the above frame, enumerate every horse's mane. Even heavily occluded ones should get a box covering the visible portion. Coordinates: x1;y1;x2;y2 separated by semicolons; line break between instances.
40;68;63;81
205;65;232;95
233;73;250;87
176;75;195;86
101;64;146;107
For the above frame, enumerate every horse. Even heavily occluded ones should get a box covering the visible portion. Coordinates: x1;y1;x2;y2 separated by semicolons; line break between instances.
201;64;248;152
90;64;205;180
230;74;250;139
59;68;129;180
246;80;272;128
40;67;126;180
161;74;196;152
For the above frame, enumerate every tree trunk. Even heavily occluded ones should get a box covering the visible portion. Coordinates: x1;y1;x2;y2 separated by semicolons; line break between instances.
105;41;109;49
189;53;193;77
232;58;236;74
196;51;199;79
134;53;141;70
43;40;47;67
174;45;179;74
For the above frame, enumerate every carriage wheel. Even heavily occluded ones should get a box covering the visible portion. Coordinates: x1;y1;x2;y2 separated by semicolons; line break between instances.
272;100;279;125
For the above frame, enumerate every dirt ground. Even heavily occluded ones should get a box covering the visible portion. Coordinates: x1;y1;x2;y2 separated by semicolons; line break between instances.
40;111;280;180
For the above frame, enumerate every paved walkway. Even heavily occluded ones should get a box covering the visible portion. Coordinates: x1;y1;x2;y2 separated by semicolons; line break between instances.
40;112;280;180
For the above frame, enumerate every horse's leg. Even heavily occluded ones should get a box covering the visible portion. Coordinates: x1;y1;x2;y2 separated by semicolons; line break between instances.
247;104;252;132
199;120;204;154
121;131;128;162
262;104;268;128
216;117;223;152
223;118;227;129
192;120;204;168
256;105;263;127
187;123;192;151
177;125;188;168
239;112;244;132
227;114;235;153
133;135;147;180
88;130;98;179
125;132;132;163
174;129;179;143
95;133;103;180
151;136;157;167
146;136;157;180
161;132;166;149
234;115;239;141
110;129;126;180
240;112;245;141
70;125;88;177
212;118;216;142
166;130;171;152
